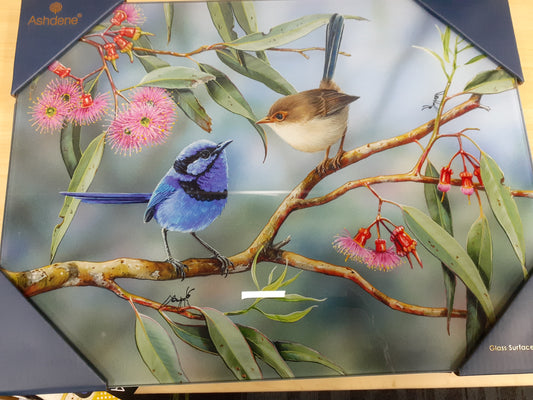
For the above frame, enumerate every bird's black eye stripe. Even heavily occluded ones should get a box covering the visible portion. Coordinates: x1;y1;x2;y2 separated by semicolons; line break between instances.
173;146;217;174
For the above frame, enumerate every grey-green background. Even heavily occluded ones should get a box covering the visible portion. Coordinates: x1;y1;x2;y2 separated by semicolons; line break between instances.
2;0;533;387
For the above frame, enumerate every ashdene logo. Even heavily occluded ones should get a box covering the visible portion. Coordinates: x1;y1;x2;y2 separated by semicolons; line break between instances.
27;2;82;26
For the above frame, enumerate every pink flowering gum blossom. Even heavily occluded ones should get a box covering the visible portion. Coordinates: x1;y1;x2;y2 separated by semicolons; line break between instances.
332;229;371;262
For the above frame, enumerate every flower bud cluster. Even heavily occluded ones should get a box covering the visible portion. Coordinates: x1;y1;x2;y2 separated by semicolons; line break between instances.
333;220;423;272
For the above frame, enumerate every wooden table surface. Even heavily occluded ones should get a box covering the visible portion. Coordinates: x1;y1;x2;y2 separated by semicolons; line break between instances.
1;0;533;393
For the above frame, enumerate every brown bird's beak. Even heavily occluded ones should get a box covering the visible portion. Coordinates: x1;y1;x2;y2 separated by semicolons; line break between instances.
256;116;273;125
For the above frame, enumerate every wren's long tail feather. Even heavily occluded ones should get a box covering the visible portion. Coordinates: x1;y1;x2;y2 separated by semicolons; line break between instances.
61;192;152;204
322;13;345;83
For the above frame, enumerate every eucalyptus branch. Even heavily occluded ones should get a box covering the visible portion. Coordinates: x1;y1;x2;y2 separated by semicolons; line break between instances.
0;92;505;321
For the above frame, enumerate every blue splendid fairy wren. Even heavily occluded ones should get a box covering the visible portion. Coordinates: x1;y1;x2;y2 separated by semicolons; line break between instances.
256;13;359;173
63;139;232;278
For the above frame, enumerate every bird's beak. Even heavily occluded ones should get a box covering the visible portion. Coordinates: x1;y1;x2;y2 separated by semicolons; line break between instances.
256;116;273;125
215;140;233;153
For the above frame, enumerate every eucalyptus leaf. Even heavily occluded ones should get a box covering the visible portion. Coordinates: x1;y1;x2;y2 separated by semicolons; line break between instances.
275;341;346;375
254;305;317;322
199;63;267;156
60;122;82;178
226;14;365;52
480;152;526;277
135;312;188;383
162;315;218;354
413;45;448;79
465;54;486;66
238;325;294;378
230;1;268;62
169;89;212;133
51;133;105;262
465;215;493;354
193;307;262;380
467;215;493;288
208;1;238;42
217;49;296;95
402;205;495;322
464;69;516;94
137;66;215;89
424;161;455;333
164;3;174;43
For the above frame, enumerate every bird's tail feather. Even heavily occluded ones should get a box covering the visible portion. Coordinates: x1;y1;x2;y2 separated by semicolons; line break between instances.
322;13;344;83
61;192;151;204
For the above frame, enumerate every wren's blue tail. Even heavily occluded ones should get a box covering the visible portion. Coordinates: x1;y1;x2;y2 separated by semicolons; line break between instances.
61;192;152;204
322;13;344;83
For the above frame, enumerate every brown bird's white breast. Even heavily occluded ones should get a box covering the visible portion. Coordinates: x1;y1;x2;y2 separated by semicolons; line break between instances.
268;107;349;153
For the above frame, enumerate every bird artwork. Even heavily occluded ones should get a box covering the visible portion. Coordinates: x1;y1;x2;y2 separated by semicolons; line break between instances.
63;139;233;279
256;13;359;174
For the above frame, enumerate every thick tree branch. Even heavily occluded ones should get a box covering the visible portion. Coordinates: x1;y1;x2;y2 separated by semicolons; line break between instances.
0;93;500;321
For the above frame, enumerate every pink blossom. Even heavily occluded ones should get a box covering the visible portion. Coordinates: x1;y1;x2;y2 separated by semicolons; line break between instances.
30;91;69;134
333;229;371;262
71;92;109;125
114;4;145;25
132;87;175;116
366;239;403;271
107;103;174;155
45;79;82;113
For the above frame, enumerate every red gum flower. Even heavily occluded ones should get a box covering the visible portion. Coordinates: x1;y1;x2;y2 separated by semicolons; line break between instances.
332;228;372;262
366;239;402;271
48;61;71;78
119;26;142;41
460;171;475;196
104;43;119;61
110;9;128;26
438;166;453;193
390;226;423;269
113;35;133;62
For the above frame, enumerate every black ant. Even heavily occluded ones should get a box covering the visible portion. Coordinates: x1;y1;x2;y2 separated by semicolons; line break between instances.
421;90;444;111
160;287;195;308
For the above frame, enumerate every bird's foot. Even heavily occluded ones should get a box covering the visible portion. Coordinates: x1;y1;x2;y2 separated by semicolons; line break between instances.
166;257;189;281
213;252;233;277
315;159;330;176
331;149;345;170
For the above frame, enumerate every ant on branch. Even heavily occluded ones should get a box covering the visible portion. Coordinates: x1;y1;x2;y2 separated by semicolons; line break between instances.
421;90;444;111
160;287;195;308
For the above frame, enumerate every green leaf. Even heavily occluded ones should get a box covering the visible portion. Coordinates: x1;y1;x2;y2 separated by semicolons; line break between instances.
480;152;526;277
164;3;174;43
193;307;262;380
51;133;106;262
464;69;516;94
465;215;493;353
254;305;317;322
424;162;453;235
413;45;448;79
466;290;486;355
230;1;269;62
199;63;267;156
238;325;294;378
276;293;326;303
60;122;82;178
440;25;451;63
226;14;365;51
465;54;486;66
467;215;493;288
208;1;238;42
250;246;262;291
231;1;257;34
162;314;218;355
401;205;495;322
137;66;215;89
169;89;212;133
424;162;456;333
262;265;288;291
274;341;346;375
217;49;296;95
135;312;188;383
